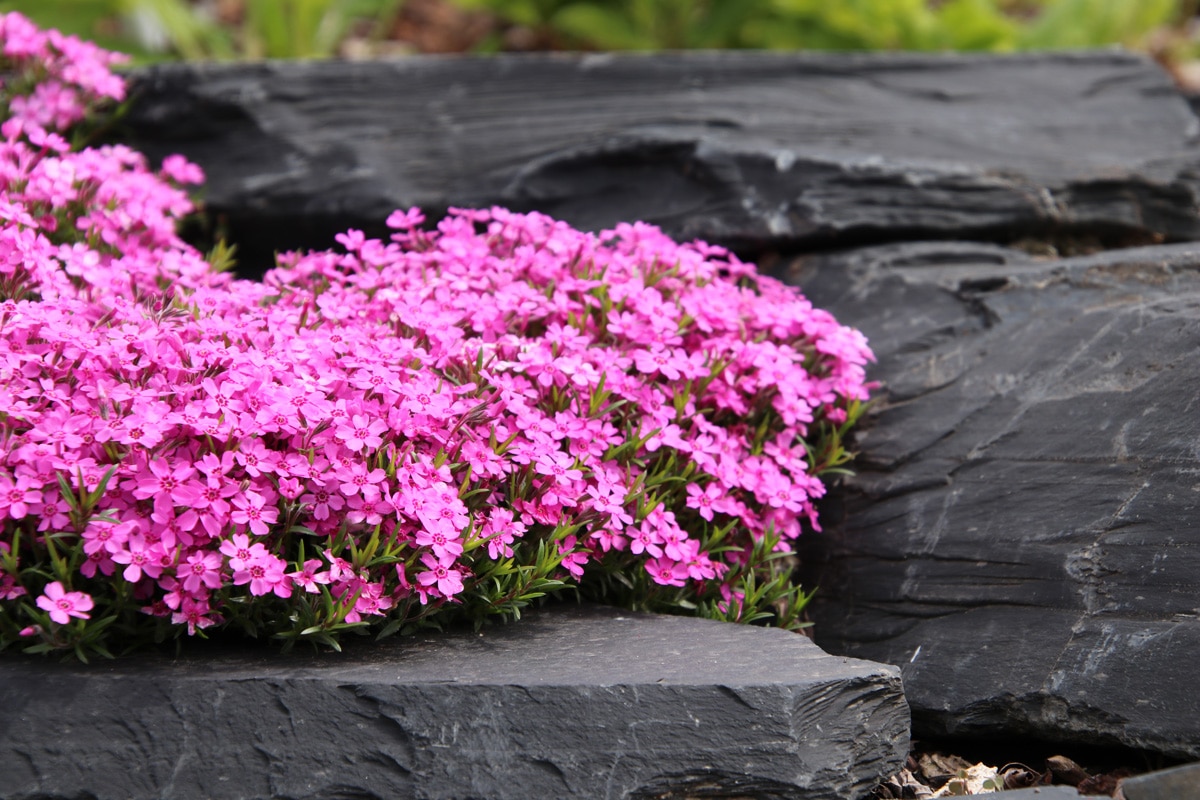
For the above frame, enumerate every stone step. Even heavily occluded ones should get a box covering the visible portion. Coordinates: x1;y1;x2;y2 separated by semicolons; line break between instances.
0;604;907;800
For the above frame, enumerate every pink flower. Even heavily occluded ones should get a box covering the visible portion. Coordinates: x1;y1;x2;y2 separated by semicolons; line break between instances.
417;553;464;597
219;533;268;572
109;533;166;582
300;483;345;520
232;552;291;598
288;559;331;594
230;491;278;536
0;472;42;520
645;557;689;588
172;596;218;635
557;535;588;580
132;459;199;512
336;413;388;452
160;154;203;185
0;573;27;600
336;461;387;500
533;451;583;483
36;581;93;624
686;482;723;522
181;551;224;594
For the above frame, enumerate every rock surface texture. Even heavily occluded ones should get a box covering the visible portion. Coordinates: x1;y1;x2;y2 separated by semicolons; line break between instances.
120;51;1200;273
793;242;1200;760
0;605;907;800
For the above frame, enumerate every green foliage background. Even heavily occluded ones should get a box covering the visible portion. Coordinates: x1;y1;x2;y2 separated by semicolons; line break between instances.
0;0;1193;61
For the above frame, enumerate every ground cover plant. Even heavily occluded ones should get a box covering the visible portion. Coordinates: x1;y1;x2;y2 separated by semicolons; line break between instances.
0;12;873;660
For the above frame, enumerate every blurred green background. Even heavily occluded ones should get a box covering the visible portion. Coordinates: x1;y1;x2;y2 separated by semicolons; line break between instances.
3;0;1198;75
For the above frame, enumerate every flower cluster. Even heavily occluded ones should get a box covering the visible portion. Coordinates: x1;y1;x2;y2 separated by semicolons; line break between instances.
0;13;873;658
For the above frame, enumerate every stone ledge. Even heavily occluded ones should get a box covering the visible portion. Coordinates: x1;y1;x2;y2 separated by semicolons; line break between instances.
0;604;908;800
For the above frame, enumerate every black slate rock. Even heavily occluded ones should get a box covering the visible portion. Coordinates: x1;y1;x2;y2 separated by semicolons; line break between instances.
792;241;1200;760
1119;762;1200;800
0;604;907;800
117;51;1200;274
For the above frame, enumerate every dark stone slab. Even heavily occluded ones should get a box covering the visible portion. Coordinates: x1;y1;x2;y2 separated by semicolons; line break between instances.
0;604;907;800
987;788;1107;800
117;52;1200;273
1119;762;1200;800
790;241;1200;759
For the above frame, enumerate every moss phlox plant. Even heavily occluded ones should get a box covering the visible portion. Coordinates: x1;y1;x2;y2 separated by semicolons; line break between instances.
0;13;873;658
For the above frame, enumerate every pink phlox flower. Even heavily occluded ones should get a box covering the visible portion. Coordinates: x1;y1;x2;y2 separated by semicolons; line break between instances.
35;493;71;532
160;154;203;184
658;526;695;562
234;439;279;478
0;471;42;519
230;490;278;536
200;376;245;415
394;561;432;605
633;344;692;381
541;411;587;441
108;532;167;582
644;422;689;453
589;525;626;553
322;549;356;583
82;518;131;555
685;482;723;522
172;596;218;636
386;207;425;234
232;550;291;598
717;585;746;617
349;581;393;620
763;432;810;473
193;476;239;537
111;406;169;448
181;550;224;594
763;507;804;541
644;556;689;587
414;525;464;561
254;400;302;436
277;476;303;500
401;381;451;418
416;552;465;598
335;228;366;253
349;366;399;397
288;558;331;594
533;450;583;484
557;535;588;580
412;482;469;535
481;507;525;560
80;547;116;578
336;461;387;500
459;437;507;479
0;572;27;600
335;413;388;452
346;492;394;527
195;450;236;478
628;524;663;558
219;532;268;572
584;482;634;528
300;482;345;521
36;581;93;624
132;459;199;513
754;466;808;514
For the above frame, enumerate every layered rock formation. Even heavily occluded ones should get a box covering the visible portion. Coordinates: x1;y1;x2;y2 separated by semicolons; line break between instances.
108;50;1200;763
